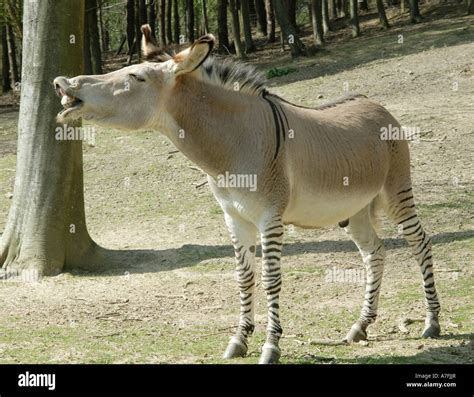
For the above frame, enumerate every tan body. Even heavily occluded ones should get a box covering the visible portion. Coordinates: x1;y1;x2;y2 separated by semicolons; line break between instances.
53;28;441;364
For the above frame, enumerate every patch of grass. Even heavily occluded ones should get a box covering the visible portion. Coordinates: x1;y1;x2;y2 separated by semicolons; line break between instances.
266;67;297;79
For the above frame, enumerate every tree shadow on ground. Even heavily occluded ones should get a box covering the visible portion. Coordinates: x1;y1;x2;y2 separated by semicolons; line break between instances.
286;335;473;364
71;229;473;277
262;5;474;88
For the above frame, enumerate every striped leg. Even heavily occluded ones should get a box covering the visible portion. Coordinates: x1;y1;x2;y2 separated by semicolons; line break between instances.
344;207;385;342
223;213;257;359
393;188;441;338
258;216;284;364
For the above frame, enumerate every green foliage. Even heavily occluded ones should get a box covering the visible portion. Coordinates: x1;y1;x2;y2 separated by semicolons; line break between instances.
266;66;297;79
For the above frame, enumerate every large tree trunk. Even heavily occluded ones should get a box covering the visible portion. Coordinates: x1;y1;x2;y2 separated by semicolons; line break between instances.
0;0;100;278
255;0;268;36
217;0;230;53
376;0;390;29
272;0;305;56
86;0;102;74
126;0;135;64
265;0;276;42
6;25;19;85
409;0;422;23
241;0;256;52
173;0;180;43
159;0;166;46
311;0;324;45
1;26;12;93
349;0;360;37
229;0;245;58
186;0;195;42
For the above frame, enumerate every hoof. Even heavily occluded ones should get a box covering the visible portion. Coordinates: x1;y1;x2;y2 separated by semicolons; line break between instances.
422;323;441;338
344;323;367;343
258;343;281;364
223;337;247;359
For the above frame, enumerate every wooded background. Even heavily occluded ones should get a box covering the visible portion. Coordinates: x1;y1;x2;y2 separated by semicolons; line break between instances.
1;0;473;92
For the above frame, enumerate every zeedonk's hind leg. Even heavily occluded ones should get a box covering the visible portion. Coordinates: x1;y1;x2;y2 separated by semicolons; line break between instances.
343;206;386;342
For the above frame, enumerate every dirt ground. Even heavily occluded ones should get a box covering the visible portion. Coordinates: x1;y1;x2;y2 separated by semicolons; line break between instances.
0;4;472;364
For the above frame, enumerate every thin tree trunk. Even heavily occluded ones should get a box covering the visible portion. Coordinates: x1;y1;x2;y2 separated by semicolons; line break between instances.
409;0;422;22
272;0;305;56
6;25;19;85
83;15;93;74
126;0;135;62
287;0;298;31
201;0;210;34
359;0;368;11
265;0;276;42
322;0;332;33
255;0;268;36
86;0;102;75
217;0;230;52
349;0;360;37
173;0;180;43
229;0;245;58
186;0;195;42
311;0;324;45
468;0;474;14
159;0;166;46
167;0;173;41
1;26;11;93
376;0;390;29
330;0;337;19
149;0;157;39
0;0;101;277
115;35;127;55
97;0;106;52
241;0;256;52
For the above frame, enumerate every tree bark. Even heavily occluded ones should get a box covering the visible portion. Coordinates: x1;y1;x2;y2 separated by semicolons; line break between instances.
241;0;256;52
359;0;368;11
409;0;422;23
322;0;331;34
265;0;276;42
167;0;173;41
83;15;93;74
217;0;230;52
201;0;210;34
376;0;390;29
149;0;157;39
311;0;324;45
159;0;166;46
229;0;245;58
126;0;135;62
173;0;180;43
287;0;298;31
6;25;19;85
186;0;195;42
1;26;11;93
86;0;102;75
255;0;268;36
272;0;305;56
0;0;101;278
329;0;337;19
349;0;360;37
